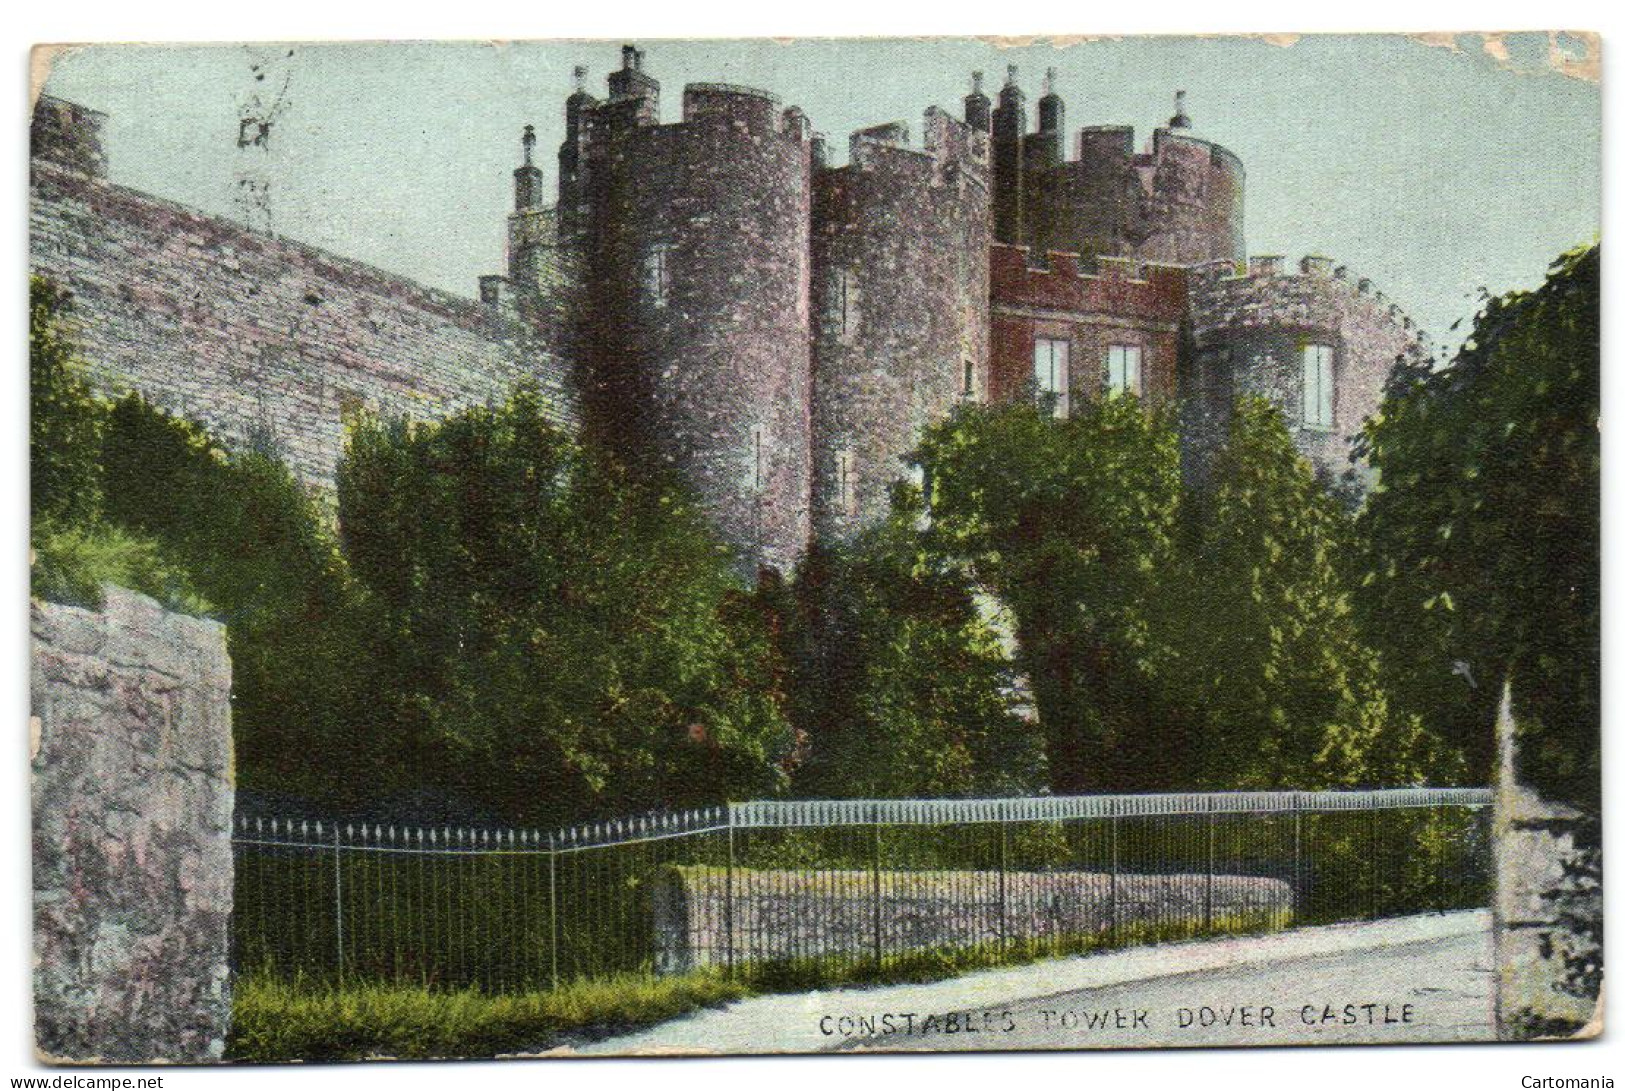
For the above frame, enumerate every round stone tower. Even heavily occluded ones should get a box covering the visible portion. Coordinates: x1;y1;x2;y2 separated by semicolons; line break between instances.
1136;93;1245;266
1009;83;1244;269
810;108;991;543
1182;254;1428;491
570;50;814;576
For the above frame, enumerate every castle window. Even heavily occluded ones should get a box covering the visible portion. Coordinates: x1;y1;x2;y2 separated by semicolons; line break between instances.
1034;338;1070;418
833;269;860;340
836;449;858;516
1301;344;1335;429
647;243;672;308
750;424;769;492
1106;345;1141;397
962;359;976;398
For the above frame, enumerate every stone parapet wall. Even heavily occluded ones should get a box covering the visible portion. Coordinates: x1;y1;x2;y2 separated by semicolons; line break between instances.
651;865;1291;973
29;159;577;493
32;589;235;1063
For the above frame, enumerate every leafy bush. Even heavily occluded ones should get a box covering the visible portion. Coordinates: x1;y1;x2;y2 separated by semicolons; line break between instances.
786;489;1044;800
31;521;208;614
336;386;796;826
914;395;1184;793
30;277;102;529
1358;243;1599;814
29;276;205;614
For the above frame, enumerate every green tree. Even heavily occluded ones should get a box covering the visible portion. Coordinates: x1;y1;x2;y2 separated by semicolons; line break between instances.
1357;243;1599;812
915;396;1184;792
787;488;1044;799
30;277;203;613
1176;398;1451;788
30;277;102;528
337;386;796;825
97;394;379;804
1357;245;1599;1012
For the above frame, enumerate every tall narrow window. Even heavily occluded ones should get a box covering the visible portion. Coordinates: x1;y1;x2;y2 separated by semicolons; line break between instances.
1301;344;1335;429
750;424;768;492
647;243;672;308
962;359;976;398
834;269;857;339
1034;338;1070;418
1106;345;1142;397
836;449;858;516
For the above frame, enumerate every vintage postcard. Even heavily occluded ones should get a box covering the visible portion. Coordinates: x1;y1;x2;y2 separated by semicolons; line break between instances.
28;32;1600;1063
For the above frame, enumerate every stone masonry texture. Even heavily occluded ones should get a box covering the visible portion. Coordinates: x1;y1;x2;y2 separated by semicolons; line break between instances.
1492;686;1599;1035
566;76;814;575
29;97;577;494
811;112;990;542
34;46;1421;569
1183;255;1427;488
650;865;1291;973
32;589;235;1064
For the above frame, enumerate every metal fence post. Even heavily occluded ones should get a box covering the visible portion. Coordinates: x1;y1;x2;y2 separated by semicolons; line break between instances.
870;805;883;971
547;833;559;990
724;809;736;976
1368;806;1380;920
997;818;1009;951
1292;806;1304;923
1109;814;1120;938
1204;805;1216;933
332;824;344;982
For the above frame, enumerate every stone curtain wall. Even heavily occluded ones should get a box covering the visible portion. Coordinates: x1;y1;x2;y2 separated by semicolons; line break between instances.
1492;686;1600;1037
32;589;235;1064
651;865;1291;973
29;151;577;493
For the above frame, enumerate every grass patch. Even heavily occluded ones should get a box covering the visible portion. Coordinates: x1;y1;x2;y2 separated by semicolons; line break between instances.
229;969;748;1062
229;912;1284;1062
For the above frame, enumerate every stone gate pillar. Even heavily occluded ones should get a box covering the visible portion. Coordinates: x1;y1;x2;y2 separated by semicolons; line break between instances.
1491;680;1600;1039
32;587;235;1063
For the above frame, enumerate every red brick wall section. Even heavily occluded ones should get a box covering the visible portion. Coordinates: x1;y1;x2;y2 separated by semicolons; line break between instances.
989;244;1187;409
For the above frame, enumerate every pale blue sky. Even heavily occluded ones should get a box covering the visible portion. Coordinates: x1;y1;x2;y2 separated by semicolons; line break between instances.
42;33;1599;351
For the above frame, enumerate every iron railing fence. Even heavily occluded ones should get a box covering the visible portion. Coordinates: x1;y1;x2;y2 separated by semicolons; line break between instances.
231;788;1493;994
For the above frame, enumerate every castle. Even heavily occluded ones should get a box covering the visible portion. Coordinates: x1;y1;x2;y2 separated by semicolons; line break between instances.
30;46;1429;577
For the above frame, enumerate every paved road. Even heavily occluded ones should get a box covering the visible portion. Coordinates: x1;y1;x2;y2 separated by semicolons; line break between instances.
566;911;1495;1056
833;927;1495;1051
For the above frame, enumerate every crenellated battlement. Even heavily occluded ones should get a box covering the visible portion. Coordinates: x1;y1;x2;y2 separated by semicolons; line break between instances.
990;242;1186;319
1188;254;1428;347
838;110;988;189
988;78;1244;266
30;43;1430;575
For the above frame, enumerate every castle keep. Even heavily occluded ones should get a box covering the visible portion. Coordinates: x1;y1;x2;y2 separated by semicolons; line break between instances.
30;48;1429;577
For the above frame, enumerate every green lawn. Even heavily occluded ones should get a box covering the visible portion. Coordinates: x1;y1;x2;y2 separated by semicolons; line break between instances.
229;914;1280;1061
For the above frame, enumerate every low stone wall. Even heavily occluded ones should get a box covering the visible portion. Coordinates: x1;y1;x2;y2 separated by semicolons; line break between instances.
32;588;235;1063
651;865;1291;973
